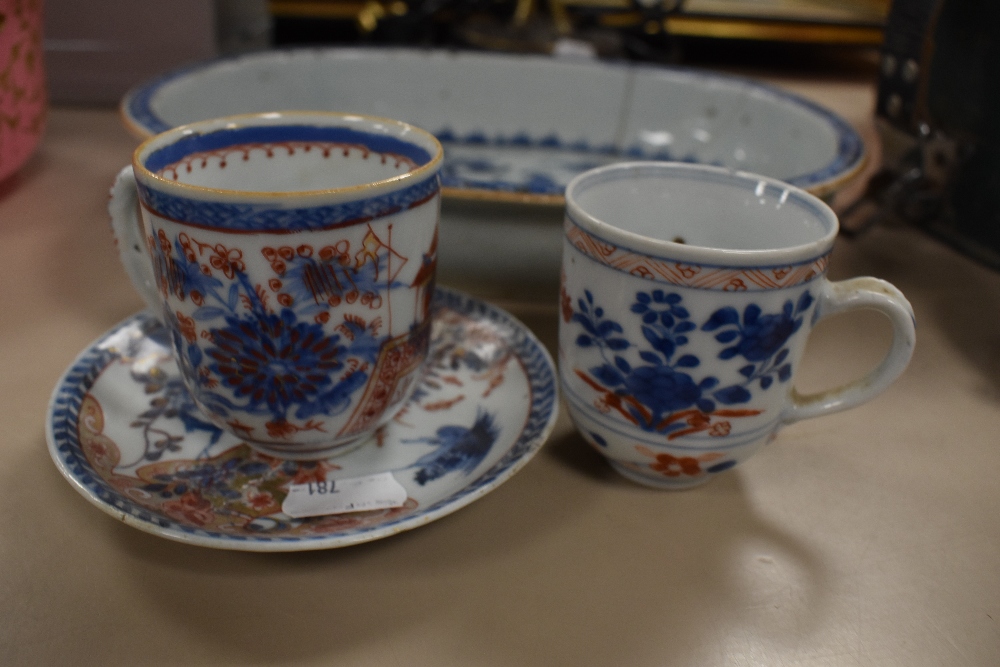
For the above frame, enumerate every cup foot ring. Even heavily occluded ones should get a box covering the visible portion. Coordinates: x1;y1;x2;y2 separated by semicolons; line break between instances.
609;460;714;490
243;432;375;461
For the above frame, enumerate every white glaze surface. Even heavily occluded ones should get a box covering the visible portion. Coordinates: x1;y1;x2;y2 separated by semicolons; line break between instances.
123;48;864;199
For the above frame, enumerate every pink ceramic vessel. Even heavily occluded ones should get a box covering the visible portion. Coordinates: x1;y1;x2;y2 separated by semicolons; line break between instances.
0;0;45;183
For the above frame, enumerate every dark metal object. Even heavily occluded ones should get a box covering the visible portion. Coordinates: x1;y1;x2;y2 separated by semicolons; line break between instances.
848;0;1000;270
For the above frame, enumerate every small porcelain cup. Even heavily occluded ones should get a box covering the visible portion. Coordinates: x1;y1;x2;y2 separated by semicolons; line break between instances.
109;111;443;460
559;162;915;488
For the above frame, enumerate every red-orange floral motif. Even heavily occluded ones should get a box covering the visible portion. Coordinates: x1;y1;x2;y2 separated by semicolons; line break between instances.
290;459;340;485
162;491;215;526
649;453;703;477
226;419;255;436
176;311;197;343
575;369;760;440
197;366;218;389
319;241;352;265
709;422;731;436
208;244;245;279
265;420;298;439
178;233;198;262
178;232;247;280
262;244;322;274
560;283;574;323
675;263;699;278
157;229;171;254
265;419;326;439
244;488;280;513
630;266;654;279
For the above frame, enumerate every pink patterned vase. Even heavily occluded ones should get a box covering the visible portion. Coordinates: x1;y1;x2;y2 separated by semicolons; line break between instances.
0;0;45;184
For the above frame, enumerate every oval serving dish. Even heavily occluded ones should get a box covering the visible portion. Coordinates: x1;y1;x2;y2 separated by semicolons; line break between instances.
121;48;865;296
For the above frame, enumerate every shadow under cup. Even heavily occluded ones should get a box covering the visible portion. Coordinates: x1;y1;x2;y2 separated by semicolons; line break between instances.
113;112;444;460
559;162;914;489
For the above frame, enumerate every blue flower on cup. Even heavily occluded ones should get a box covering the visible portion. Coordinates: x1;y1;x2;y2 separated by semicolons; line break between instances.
571;289;760;438
701;291;814;390
206;308;346;415
149;228;402;440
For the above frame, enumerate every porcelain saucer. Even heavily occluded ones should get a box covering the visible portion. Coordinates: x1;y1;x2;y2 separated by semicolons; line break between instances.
46;288;558;551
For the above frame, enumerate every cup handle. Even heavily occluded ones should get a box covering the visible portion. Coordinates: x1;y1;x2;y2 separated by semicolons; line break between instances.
781;277;916;424
109;166;161;313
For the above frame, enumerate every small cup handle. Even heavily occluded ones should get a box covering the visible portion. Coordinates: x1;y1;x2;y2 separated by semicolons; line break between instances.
781;277;916;424
109;166;161;314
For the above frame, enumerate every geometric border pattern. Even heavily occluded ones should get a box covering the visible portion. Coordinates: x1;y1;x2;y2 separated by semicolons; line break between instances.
136;173;440;233
45;287;559;551
565;217;829;291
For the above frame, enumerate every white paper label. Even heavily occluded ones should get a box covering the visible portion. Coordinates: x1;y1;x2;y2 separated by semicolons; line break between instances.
281;472;407;518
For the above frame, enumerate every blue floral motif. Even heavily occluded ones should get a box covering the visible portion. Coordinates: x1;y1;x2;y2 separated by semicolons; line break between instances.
48;289;558;548
191;280;381;426
570;289;816;437
206;309;346;416
151;228;398;435
275;246;401;320
126;365;224;466
571;290;754;437
701;290;814;391
147;456;272;501
404;411;500;485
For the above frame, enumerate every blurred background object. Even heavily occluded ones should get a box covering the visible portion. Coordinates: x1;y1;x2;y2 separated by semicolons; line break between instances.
216;0;273;55
0;0;45;184
841;0;1000;271
44;0;219;104
267;0;890;60
42;0;891;103
70;0;1000;275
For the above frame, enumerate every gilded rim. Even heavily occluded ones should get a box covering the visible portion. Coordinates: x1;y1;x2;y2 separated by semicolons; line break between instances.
132;110;444;200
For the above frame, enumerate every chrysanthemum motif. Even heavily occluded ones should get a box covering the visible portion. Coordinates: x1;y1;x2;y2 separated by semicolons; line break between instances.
206;308;343;417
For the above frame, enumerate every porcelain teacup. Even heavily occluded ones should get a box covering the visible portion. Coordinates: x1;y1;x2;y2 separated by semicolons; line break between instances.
109;111;443;460
559;162;916;488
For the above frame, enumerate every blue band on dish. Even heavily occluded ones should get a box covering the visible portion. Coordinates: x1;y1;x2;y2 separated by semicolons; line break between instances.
124;52;863;197
144;123;435;174
137;173;440;232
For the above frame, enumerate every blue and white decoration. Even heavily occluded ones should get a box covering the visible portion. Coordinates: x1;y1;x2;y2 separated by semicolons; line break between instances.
45;288;558;551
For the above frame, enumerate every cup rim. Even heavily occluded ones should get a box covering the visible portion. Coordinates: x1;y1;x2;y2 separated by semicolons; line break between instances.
131;110;444;200
565;161;840;267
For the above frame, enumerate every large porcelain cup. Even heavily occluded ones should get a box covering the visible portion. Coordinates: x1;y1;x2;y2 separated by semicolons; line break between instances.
559;162;915;488
109;112;443;460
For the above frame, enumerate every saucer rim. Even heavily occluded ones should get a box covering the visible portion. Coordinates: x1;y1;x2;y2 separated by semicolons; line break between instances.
45;287;559;551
